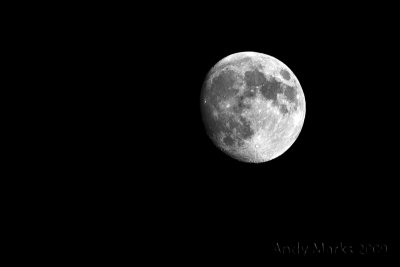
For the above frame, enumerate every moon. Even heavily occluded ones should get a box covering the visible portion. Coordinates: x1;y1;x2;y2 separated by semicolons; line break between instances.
201;51;306;163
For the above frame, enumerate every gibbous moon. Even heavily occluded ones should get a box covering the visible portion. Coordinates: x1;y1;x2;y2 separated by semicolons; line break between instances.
201;51;305;163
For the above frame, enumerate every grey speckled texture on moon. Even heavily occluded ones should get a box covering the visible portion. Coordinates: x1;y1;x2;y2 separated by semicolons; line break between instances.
202;51;306;163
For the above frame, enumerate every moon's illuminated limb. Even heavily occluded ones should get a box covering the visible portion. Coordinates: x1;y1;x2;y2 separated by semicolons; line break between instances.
230;106;305;163
216;101;305;163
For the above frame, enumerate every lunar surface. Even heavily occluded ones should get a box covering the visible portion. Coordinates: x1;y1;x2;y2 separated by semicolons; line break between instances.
201;51;305;163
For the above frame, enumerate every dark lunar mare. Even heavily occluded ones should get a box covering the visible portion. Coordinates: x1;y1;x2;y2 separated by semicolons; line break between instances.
280;69;291;80
243;69;299;114
202;69;254;147
282;84;297;104
202;65;299;149
244;68;267;87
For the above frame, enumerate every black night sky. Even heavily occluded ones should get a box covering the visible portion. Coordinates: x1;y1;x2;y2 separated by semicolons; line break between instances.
90;3;399;261
136;16;396;260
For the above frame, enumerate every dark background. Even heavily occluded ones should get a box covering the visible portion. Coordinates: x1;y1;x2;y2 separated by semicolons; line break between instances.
44;3;398;262
116;4;399;260
7;2;398;263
